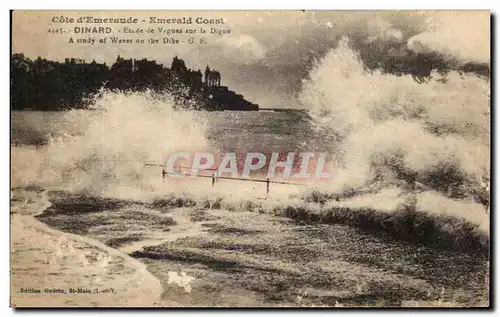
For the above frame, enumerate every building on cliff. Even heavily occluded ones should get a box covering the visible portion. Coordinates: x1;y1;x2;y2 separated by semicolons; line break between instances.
200;64;258;111
10;53;259;111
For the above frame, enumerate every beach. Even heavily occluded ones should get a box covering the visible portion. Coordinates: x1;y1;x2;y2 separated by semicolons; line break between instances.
10;185;489;307
10;188;163;307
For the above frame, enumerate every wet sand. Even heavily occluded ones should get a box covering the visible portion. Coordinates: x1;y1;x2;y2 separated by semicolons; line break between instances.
10;189;163;307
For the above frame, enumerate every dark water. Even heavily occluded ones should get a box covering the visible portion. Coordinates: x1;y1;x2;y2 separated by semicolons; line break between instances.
11;110;335;152
202;111;334;153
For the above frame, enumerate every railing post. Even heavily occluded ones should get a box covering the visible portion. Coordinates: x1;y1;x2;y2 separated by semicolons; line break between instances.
212;172;216;187
266;178;270;195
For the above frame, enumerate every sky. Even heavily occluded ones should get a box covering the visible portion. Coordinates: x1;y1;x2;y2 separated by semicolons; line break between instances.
12;11;490;108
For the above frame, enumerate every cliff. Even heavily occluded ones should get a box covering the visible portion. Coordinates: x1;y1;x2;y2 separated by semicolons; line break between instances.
10;53;259;111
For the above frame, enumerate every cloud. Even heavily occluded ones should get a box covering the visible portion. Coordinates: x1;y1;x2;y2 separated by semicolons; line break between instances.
13;11;489;109
407;12;490;63
365;16;404;43
217;34;267;64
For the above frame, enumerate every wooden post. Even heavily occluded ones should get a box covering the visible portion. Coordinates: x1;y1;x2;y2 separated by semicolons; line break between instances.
266;178;270;195
212;172;216;187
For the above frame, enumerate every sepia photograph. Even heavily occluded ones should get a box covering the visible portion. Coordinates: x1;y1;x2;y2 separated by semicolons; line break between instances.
9;10;491;308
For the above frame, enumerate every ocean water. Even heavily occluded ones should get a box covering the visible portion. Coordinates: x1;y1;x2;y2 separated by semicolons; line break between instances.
11;109;325;154
11;36;490;237
10;38;490;306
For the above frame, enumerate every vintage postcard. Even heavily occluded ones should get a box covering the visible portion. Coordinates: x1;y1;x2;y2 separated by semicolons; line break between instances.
10;10;490;307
